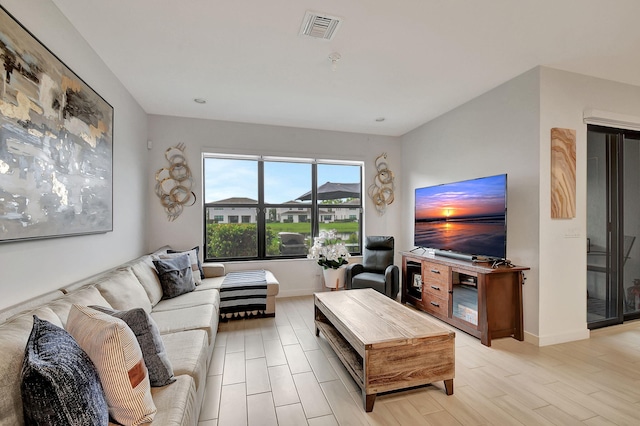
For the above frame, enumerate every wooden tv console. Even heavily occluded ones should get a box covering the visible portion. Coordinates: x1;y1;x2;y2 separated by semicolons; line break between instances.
401;252;529;346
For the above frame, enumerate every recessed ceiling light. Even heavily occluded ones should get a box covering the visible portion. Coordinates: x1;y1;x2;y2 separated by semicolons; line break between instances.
194;98;206;104
375;117;385;122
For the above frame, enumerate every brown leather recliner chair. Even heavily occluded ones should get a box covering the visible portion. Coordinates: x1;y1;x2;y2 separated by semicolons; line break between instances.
345;236;399;299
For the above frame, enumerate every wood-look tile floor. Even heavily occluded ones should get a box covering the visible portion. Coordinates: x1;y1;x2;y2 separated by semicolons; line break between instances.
198;296;640;425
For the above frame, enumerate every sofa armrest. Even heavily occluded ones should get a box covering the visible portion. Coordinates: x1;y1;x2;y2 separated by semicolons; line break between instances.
202;263;225;278
344;263;364;289
384;264;400;299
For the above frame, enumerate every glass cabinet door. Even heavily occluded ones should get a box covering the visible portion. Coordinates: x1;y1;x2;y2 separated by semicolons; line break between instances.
451;271;478;325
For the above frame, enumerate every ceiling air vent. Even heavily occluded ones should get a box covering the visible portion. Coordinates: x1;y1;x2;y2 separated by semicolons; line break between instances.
299;11;342;41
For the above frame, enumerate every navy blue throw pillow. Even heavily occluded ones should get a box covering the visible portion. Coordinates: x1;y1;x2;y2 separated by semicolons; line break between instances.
21;315;108;426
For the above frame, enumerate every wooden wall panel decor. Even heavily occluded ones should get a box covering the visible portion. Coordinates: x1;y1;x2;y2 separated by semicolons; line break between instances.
551;128;576;219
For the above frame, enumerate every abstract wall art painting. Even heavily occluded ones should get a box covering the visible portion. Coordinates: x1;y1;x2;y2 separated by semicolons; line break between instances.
0;6;113;243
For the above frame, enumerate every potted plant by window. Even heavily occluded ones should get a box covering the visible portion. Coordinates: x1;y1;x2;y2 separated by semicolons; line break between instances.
308;229;350;290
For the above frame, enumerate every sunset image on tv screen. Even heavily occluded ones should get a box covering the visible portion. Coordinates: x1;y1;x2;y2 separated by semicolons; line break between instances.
415;174;506;221
414;174;507;258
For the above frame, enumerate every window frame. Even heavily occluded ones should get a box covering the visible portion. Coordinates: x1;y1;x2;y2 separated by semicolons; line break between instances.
202;154;363;262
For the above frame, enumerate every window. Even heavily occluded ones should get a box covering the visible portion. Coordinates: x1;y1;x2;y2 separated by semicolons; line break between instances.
203;155;362;261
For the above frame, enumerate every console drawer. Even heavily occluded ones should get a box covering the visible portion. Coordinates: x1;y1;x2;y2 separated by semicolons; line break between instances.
423;280;448;298
422;261;450;287
422;294;448;318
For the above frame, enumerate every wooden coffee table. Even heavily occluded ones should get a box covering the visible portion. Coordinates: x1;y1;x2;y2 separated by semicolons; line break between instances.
314;288;455;412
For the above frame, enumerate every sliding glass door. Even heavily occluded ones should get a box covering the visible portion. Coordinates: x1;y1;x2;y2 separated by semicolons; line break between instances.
587;125;640;329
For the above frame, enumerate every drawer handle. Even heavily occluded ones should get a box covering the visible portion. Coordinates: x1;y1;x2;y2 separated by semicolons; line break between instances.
430;301;440;307
430;285;440;291
430;269;440;274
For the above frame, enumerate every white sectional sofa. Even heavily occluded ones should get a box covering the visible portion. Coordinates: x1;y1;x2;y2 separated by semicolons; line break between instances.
0;248;279;425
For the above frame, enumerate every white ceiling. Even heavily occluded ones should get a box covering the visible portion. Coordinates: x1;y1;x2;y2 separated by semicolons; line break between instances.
51;0;640;137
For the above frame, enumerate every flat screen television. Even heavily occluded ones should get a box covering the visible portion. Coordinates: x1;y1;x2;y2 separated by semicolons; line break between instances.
414;174;507;260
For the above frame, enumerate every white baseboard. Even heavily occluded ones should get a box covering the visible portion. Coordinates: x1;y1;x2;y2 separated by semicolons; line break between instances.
276;288;320;298
524;328;590;347
276;287;353;298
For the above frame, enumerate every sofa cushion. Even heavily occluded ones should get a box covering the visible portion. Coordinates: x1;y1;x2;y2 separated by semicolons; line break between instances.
162;330;209;391
90;305;176;387
151;304;217;344
67;304;156;425
152;288;219;312
351;272;386;294
195;276;225;291
96;267;153;313
130;256;164;306
159;249;202;286
149;375;197;426
21;316;109;425
48;286;112;327
153;255;195;299
0;289;64;323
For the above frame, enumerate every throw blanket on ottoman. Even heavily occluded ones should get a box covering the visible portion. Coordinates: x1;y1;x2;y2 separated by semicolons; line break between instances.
220;270;268;319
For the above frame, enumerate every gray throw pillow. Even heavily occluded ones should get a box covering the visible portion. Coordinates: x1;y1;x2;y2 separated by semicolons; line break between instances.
153;254;195;299
21;316;109;425
168;246;205;279
90;305;176;387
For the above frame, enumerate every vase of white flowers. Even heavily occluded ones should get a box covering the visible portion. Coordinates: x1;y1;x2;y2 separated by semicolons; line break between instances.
308;229;350;289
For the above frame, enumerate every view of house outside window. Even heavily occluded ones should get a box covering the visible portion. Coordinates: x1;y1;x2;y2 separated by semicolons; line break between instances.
203;155;362;261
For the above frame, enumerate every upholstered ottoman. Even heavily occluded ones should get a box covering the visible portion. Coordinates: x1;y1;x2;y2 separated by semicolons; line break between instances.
198;264;279;319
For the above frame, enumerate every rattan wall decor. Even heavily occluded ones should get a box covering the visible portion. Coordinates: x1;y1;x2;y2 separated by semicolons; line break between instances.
155;143;196;221
368;153;395;215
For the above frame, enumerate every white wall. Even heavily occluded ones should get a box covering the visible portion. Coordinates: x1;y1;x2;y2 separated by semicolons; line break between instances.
146;115;402;297
0;0;149;310
538;67;640;344
401;69;542;337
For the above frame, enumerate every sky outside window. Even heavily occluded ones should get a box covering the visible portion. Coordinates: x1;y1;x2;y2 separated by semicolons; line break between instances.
318;164;361;190
205;159;361;203
204;158;257;203
264;161;311;204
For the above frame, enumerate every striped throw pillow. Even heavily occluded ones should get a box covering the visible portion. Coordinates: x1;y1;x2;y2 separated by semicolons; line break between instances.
90;305;176;387
67;304;156;425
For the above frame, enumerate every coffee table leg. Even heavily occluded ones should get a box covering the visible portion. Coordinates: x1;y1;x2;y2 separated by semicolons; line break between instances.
364;392;376;412
444;379;454;395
